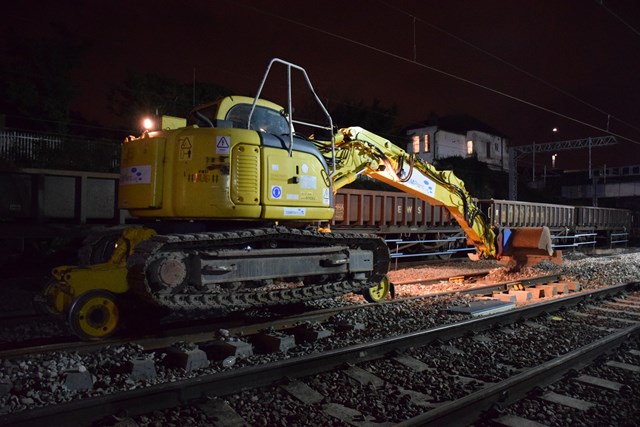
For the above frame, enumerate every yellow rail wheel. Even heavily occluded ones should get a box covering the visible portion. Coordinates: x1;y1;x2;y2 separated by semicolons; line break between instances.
68;290;120;340
363;275;392;303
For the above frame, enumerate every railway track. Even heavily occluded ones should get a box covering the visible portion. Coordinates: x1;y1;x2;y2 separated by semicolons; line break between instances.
0;266;488;343
4;248;636;352
477;333;640;426
2;279;638;426
0;271;558;358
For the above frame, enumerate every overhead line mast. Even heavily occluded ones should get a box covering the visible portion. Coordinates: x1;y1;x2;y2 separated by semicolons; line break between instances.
508;136;618;200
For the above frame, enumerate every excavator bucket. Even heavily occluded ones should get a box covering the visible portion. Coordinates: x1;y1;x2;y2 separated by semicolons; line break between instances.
498;226;562;269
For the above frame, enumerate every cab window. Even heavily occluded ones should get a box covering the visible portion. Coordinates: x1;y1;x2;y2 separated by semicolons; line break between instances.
226;104;290;135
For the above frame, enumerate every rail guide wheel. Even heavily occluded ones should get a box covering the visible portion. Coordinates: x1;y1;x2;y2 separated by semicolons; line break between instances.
68;290;120;340
33;279;62;316
363;275;393;303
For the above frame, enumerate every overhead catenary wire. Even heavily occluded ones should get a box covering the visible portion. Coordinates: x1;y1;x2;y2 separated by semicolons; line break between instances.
379;0;640;136
230;1;640;147
596;0;640;38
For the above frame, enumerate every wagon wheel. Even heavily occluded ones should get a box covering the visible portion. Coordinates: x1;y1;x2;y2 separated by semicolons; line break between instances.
68;290;120;340
363;275;393;303
437;233;456;260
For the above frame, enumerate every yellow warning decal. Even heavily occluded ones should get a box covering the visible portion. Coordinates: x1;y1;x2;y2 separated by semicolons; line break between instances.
216;136;231;155
179;137;193;161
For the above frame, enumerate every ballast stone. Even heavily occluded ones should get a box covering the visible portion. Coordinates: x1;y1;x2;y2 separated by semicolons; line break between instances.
0;380;12;396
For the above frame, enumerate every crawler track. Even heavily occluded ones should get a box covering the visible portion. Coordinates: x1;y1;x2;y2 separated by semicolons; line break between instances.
127;226;389;311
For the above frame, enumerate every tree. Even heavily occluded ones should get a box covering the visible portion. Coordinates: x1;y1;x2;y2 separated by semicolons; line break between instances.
0;30;86;133
434;156;508;199
330;98;400;138
108;72;231;129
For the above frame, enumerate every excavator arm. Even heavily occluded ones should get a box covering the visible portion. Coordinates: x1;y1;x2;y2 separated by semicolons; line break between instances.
315;126;554;263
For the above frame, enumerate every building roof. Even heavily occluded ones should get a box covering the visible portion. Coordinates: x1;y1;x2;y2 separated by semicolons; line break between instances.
405;114;508;138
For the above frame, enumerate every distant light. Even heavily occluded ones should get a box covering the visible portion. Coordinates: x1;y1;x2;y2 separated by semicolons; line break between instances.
412;135;420;153
552;127;558;132
143;118;154;130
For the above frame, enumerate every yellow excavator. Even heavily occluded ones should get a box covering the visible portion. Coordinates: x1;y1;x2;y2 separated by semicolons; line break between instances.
40;59;555;339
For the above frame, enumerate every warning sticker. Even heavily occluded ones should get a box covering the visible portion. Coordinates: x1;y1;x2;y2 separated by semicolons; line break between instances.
179;137;192;161
407;176;436;198
271;185;282;199
121;165;152;185
216;135;230;155
300;175;316;189
284;207;306;216
323;188;330;205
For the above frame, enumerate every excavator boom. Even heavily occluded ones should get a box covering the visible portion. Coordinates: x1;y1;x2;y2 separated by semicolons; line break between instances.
314;126;555;264
332;127;497;258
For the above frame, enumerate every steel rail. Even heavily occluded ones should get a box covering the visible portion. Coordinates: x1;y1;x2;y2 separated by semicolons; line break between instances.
0;273;559;359
397;323;640;427
392;270;492;285
2;281;636;427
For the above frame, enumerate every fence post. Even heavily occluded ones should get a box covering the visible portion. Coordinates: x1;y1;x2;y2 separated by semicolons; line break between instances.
75;175;88;224
33;174;45;224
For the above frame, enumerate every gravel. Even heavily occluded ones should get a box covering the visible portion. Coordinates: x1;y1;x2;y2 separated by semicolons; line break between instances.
389;252;640;295
500;337;640;426
2;251;640;418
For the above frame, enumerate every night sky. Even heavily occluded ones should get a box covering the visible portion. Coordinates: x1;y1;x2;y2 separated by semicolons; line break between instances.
3;0;640;170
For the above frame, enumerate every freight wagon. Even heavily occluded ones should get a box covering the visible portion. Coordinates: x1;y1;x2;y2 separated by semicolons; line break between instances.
0;169;635;271
477;199;632;250
330;188;471;260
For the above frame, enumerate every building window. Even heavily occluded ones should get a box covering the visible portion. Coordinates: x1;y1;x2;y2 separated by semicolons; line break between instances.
412;135;420;153
486;142;491;158
424;134;430;152
466;140;473;155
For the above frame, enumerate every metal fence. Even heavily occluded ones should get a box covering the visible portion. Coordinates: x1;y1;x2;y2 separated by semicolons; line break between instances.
0;129;121;172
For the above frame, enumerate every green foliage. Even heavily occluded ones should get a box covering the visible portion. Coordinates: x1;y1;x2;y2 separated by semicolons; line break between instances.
108;73;231;128
330;98;399;137
434;156;508;199
0;32;86;133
